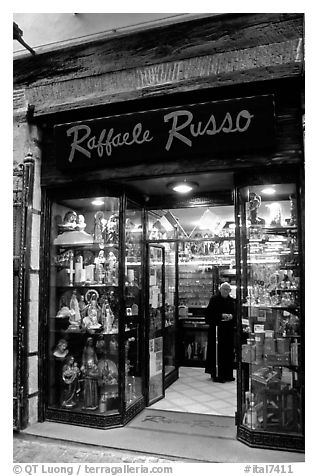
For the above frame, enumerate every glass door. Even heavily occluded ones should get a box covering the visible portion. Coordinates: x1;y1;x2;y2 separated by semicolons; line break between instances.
163;242;178;384
124;200;144;408
147;245;165;404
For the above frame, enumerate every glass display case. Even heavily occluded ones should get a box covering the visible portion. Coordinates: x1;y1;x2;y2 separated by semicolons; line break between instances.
45;191;145;428
236;180;304;451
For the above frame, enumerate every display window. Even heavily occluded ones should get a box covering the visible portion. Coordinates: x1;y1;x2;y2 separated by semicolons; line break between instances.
237;183;303;436
48;196;121;416
47;194;145;423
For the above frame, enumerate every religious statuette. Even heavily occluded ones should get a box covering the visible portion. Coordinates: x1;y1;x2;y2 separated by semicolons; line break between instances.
61;355;80;408
67;291;82;331
82;294;101;330
53;338;69;360
101;296;115;334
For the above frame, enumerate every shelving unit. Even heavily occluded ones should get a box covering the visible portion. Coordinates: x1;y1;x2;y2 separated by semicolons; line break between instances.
177;236;236;367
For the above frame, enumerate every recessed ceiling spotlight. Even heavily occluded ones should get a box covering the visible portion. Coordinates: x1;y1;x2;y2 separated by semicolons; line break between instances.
261;187;276;195
91;198;104;206
167;181;198;194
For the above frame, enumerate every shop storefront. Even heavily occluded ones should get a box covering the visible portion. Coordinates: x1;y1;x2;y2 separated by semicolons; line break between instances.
13;13;304;452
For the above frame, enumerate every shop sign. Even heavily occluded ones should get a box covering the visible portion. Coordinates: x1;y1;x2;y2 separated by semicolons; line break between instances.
54;95;275;170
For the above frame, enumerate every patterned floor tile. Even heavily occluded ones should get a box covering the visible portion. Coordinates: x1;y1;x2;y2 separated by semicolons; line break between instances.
151;367;236;416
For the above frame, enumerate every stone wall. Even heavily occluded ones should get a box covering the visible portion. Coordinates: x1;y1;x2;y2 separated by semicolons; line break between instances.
13;106;42;426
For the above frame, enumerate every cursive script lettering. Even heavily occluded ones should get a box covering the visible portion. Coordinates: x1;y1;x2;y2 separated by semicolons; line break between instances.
164;109;254;151
66;123;153;162
67;125;91;163
65;107;255;163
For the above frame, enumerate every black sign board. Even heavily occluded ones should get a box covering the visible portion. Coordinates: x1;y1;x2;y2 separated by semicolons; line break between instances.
54;95;275;170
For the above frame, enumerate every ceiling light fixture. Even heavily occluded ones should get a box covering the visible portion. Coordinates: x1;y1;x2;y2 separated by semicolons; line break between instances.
167;180;198;194
261;187;276;195
91;198;105;206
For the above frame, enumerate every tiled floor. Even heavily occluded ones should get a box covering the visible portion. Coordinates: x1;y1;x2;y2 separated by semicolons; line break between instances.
151;366;236;416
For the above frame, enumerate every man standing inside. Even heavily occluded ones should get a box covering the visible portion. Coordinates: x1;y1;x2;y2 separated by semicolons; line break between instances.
205;282;236;382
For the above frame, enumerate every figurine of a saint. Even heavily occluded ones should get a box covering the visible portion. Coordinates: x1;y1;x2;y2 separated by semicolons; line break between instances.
78;295;88;318
82;358;99;410
98;357;118;384
266;202;282;227
59;210;78;231
82;295;102;330
101;296;115;334
67;291;82;330
107;251;118;285
53;338;69;360
77;214;86;232
95;250;106;265
97;356;118;411
81;337;98;371
54;211;93;245
249;192;266;226
94;211;105;244
76;214;93;238
106;214;119;244
94;251;106;284
109;335;119;358
61;355;80;408
95;335;107;357
289;193;297;226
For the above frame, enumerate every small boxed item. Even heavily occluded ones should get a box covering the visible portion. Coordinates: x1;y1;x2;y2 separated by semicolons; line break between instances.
276;337;290;354
264;337;276;355
265;330;274;338
252;366;280;385
178;305;188;318
255;342;264;361
254;324;265;333
290;342;300;366
241;344;256;363
264;351;290;366
255;331;265;344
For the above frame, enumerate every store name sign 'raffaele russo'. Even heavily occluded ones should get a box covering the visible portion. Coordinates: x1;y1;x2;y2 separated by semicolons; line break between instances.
54;95;276;170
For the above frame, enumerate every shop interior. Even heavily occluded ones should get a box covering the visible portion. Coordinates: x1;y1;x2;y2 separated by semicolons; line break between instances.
122;171;237;417
120;172;237;416
145;202;237;417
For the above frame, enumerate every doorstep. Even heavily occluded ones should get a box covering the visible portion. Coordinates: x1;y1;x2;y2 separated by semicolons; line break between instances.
21;409;305;463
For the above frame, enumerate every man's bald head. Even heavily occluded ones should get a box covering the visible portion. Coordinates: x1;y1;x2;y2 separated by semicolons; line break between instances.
220;282;231;297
